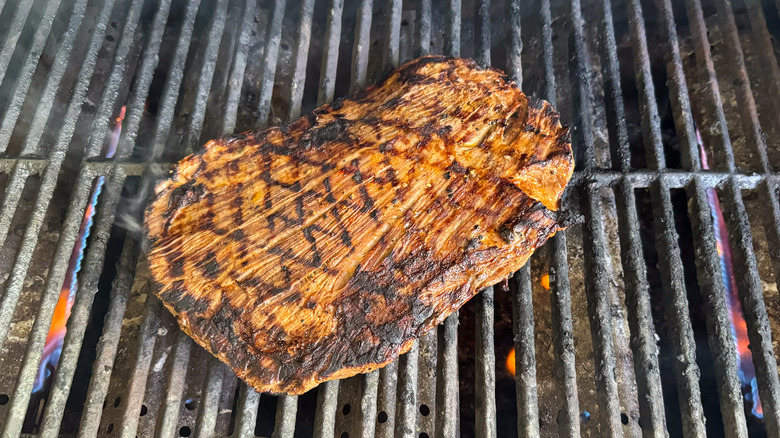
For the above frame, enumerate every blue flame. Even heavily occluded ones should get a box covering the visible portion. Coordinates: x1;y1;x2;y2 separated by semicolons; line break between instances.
697;126;763;418
32;105;124;394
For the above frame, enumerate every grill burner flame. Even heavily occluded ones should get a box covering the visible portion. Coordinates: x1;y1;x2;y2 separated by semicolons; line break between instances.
696;126;762;418
32;106;126;393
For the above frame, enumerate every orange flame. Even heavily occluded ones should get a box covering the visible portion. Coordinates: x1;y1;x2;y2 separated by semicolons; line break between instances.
540;274;550;290
506;348;516;376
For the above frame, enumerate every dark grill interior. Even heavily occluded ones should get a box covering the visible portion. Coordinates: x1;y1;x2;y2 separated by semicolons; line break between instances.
1;0;780;436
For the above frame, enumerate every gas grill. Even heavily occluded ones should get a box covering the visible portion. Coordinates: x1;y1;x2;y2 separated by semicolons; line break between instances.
0;0;779;436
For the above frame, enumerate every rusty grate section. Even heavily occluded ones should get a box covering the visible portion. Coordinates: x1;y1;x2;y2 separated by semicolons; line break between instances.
0;0;779;436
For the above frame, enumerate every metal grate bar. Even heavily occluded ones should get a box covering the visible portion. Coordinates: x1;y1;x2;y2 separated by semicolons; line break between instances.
444;0;460;58
375;361;399;438
157;331;194;437
39;169;129;438
581;186;623;437
382;0;402;74
317;0;344;105
287;0;316;121
566;0;596;169
595;0;629;171
612;0;723;433
83;7;147;159
474;0;490;66
540;0;554;105
8;166;122;431
614;179;667;436
625;0;665;170
77;237;141;437
682;0;735;171
359;370;380;438
587;5;662;430
314;381;340;437
686;176;749;437
0;0;63;153
394;342;419;438
14;12;168;413
255;0;287;127
414;0;431;57
759;179;780;428
417;330;437;437
435;313;458;438
350;0;373;93
0;166;29;247
650;177;707;437
723;179;780;436
194;359;226;437
335;378;362;438
234;386;261;438
0;0;40;87
117;295;163;438
712;0;770;172
475;286;496;438
273;393;298;437
505;0;521;87
588;1;648;424
511;266;539;436
549;232;580;437
318;0;346;108
474;2;495;436
653;0;700;171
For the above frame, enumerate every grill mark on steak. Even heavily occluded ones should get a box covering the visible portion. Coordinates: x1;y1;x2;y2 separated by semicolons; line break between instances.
145;56;573;395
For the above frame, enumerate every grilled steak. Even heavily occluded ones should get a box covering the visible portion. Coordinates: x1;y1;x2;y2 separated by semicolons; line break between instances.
145;56;573;395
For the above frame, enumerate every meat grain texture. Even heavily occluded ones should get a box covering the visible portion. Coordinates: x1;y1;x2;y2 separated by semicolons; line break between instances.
145;56;574;395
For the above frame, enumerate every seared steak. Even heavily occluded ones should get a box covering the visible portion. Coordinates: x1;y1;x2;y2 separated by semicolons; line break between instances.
144;56;573;395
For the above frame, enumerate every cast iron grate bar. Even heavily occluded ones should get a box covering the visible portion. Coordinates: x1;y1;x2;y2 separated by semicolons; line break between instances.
581;185;623;437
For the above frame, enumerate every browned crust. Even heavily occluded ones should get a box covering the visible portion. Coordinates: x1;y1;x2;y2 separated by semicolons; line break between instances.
144;56;573;395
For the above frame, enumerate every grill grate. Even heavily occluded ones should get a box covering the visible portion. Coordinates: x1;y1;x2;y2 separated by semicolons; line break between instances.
0;0;779;436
